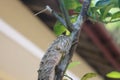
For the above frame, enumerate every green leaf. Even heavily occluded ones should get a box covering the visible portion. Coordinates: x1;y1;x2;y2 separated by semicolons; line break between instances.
54;21;70;36
106;12;112;17
111;11;120;20
95;0;111;8
65;29;70;36
68;61;80;69
100;8;104;15
111;0;120;8
70;15;77;23
81;73;97;80
54;25;66;36
88;7;101;21
106;71;120;79
74;6;82;12
119;0;120;8
102;4;114;19
64;0;81;10
88;7;96;18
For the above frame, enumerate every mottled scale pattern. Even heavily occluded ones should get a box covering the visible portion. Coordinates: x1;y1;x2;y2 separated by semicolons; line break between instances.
38;35;72;80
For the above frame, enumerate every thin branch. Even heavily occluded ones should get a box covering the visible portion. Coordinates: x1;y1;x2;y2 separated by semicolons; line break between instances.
34;5;67;27
64;75;73;80
58;0;73;31
80;0;91;18
103;19;120;24
34;8;48;16
88;16;120;24
52;11;67;27
74;0;91;31
55;0;91;80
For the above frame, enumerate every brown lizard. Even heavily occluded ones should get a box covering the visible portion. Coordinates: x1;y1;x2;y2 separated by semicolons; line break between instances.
38;35;72;80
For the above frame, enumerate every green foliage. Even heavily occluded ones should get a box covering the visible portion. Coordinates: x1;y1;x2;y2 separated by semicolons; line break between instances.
102;4;114;19
106;71;120;79
68;61;80;69
95;0;111;8
90;0;120;23
53;0;80;36
64;0;81;10
53;0;120;36
111;11;120;20
81;73;97;80
54;21;70;36
119;0;120;8
70;15;78;23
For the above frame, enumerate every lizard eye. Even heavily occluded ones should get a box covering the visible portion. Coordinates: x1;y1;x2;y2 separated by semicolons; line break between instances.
41;61;44;65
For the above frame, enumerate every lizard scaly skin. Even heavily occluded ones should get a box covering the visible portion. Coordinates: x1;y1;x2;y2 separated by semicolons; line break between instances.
38;35;72;80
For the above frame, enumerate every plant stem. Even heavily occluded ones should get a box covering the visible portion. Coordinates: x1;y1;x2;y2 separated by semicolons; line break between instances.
74;0;91;31
58;0;73;31
52;11;67;27
103;19;120;24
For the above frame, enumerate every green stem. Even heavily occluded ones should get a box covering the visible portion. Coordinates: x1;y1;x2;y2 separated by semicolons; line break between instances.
52;11;67;27
103;19;120;24
58;0;73;31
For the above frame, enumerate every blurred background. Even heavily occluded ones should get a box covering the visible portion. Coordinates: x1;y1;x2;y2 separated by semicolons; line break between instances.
0;0;120;80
